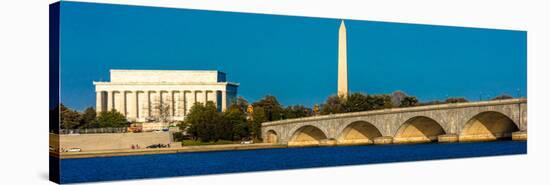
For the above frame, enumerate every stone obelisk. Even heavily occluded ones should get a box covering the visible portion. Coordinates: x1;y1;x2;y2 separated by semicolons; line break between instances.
338;20;349;99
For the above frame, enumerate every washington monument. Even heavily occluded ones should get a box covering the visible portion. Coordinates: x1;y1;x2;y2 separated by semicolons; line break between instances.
338;20;349;99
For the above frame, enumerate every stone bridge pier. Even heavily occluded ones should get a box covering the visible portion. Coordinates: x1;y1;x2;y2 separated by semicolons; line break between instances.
261;99;527;146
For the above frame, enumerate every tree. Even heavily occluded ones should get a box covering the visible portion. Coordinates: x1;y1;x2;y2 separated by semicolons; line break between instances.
492;94;513;100
184;102;221;142
320;95;345;115
96;110;128;128
400;96;419;107
419;100;444;106
283;105;312;119
321;93;394;114
391;91;407;107
252;95;284;121
232;96;249;113
80;107;98;128
344;93;371;112
250;106;267;140
151;96;172;123
368;94;393;110
60;104;81;129
445;97;468;103
177;121;190;133
224;106;248;140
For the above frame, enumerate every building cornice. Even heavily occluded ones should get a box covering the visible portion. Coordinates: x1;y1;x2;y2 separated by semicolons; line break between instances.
93;81;239;86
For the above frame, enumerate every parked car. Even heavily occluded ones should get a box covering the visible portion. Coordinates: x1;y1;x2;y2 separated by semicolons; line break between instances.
240;140;253;144
65;148;81;152
146;144;168;149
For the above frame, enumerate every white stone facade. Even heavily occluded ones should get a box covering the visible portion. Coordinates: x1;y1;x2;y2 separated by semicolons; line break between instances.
94;70;238;122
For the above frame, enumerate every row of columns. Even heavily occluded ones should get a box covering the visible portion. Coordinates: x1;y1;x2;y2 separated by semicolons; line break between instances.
96;90;229;121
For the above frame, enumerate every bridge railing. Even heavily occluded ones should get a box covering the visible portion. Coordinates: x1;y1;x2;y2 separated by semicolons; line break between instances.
262;98;527;127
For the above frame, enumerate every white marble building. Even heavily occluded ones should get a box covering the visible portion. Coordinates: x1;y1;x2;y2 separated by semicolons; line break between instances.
94;70;239;122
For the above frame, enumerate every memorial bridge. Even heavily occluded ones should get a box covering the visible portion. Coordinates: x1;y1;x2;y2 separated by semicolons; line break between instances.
261;98;527;146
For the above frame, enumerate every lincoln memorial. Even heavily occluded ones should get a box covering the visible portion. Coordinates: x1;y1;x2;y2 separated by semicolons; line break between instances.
93;70;239;122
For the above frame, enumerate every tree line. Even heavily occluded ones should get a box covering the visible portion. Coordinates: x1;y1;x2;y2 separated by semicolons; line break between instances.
57;104;127;129
57;91;516;140
179;95;314;142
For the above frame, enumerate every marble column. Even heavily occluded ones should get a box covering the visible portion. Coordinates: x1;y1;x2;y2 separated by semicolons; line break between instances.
134;91;139;119
221;90;227;112
153;91;160;117
179;91;187;116
171;91;176;117
187;91;196;115
96;91;104;113
194;90;201;105
137;91;146;120
204;91;209;104
124;91;133;119
107;91;114;111
120;91;126;116
146;91;152;118
212;91;217;105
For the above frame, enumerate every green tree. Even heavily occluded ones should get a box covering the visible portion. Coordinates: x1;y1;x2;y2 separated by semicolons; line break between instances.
445;97;468;103
344;93;371;112
177;120;190;133
80;107;98;128
320;95;345;115
96;110;128;128
400;96;419;107
232;96;249;113
322;93;399;114
283;105;312;119
492;94;513;100
185;102;221;142
252;95;284;121
250;106;267;140
419;100;444;106
60;104;81;129
224;106;248;140
366;94;393;110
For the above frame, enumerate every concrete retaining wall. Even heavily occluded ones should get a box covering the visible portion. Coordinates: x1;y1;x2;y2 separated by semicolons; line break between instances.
51;132;172;152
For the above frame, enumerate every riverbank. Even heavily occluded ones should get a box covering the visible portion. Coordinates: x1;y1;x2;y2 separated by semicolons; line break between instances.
52;143;287;159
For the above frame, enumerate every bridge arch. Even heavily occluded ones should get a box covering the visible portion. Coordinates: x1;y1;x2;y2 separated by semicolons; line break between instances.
459;111;519;142
265;130;279;144
337;121;382;145
288;125;328;146
394;116;446;144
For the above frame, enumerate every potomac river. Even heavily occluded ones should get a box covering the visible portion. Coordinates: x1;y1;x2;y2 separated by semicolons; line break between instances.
58;140;526;184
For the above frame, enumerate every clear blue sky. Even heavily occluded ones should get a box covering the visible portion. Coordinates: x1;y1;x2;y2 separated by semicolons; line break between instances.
59;2;527;111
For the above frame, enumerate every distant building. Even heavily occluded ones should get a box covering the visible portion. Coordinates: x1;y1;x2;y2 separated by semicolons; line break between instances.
93;70;239;123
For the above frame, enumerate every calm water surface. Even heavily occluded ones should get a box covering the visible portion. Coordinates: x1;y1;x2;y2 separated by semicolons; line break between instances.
59;141;526;184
